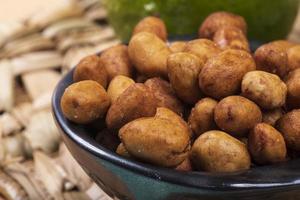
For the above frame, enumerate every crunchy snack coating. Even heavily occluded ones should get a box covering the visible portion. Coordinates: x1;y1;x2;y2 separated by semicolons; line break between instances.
106;83;157;130
73;55;108;88
248;123;286;165
188;98;218;136
183;39;221;64
133;16;167;41
119;108;191;167
167;52;203;104
198;11;247;39
254;40;295;78
190;130;251;172
61;80;110;124
128;32;171;77
199;49;256;99
287;45;300;72
262;109;284;127
213;26;250;51
277;109;300;151
145;77;183;115
285;68;300;109
107;75;135;103
100;44;133;81
241;71;287;109
169;41;187;53
175;158;192;172
214;96;262;137
116;143;131;158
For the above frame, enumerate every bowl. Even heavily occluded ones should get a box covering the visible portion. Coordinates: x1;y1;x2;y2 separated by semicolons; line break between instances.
52;68;300;200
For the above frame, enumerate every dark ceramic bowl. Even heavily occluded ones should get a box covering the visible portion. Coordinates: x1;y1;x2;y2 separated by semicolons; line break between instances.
52;69;300;200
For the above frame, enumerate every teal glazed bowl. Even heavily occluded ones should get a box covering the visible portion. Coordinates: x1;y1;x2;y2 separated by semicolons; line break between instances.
52;69;300;200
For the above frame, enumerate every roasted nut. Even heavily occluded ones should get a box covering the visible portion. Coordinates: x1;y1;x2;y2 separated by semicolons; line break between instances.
107;75;135;103
100;44;133;81
287;45;300;72
133;16;167;41
183;39;220;64
128;32;171;77
285;68;300;109
262;109;284;127
254;40;295;78
188;98;218;136
213;26;250;51
198;11;247;39
248;123;286;165
277;109;300;151
190;130;251;172
175;158;192;172
199;49;256;99
116;143;131;158
169;41;187;53
106;83;157;130
73;55;108;88
61;80;110;124
214;96;262;137
119;107;191;167
145;77;183;115
167;52;203;104
241;71;287;109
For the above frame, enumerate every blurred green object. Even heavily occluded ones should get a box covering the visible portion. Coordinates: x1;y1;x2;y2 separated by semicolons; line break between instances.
105;0;299;43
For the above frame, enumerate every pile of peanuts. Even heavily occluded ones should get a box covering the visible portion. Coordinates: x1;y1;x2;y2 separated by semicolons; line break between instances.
60;11;300;173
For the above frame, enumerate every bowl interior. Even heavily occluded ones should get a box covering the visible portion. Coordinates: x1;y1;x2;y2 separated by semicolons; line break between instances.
52;67;300;191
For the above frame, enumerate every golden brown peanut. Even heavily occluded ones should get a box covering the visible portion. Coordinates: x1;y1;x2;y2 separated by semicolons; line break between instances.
107;75;135;103
100;44;133;81
199;49;256;99
175;158;192;172
241;71;287;109
198;11;247;39
287;45;300;72
214;96;262;137
167;52;203;104
183;39;221;64
119;107;191;167
169;41;187;53
116;143;132;158
190;130;251;172
277;109;300;151
73;55;108;88
254;40;295;78
128;32;171;77
106;83;157;130
213;26;250;51
61;80;110;124
144;77;183;115
262;109;284;127
248;123;286;165
285;68;300;109
133;16;167;41
188;98;218;136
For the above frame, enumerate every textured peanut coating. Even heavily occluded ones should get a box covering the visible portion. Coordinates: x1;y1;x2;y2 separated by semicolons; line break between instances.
242;71;287;109
145;77;183;115
214;96;262;137
116;143;131;158
213;26;250;51
119;108;191;167
107;75;135;103
128;32;171;77
133;16;167;41
277;109;300;151
285;68;300;109
188;98;218;136
190;130;251;172
167;52;203;104
198;11;247;39
61;80;110;124
248;123;286;165
169;41;187;53
287;45;300;72
73;55;108;88
106;83;157;130
262;109;284;127
100;44;133;81
199;49;256;99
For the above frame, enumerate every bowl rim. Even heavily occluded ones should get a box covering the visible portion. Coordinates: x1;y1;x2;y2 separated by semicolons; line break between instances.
52;67;300;191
